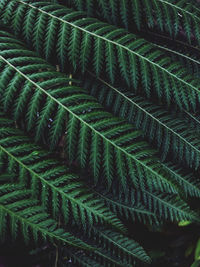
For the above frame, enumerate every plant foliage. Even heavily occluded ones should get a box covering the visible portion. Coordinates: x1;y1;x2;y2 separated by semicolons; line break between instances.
0;0;200;266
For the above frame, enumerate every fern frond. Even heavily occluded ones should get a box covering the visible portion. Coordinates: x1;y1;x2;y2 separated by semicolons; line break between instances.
0;177;151;266
0;169;152;266
94;182;200;223
1;1;199;265
41;243;149;267
82;74;200;172
54;225;150;266
145;32;200;78
52;0;200;45
92;227;151;265
57;229;148;267
161;162;200;198
0;182;93;250
183;110;200;132
55;248;104;267
99;186;198;223
91;187;158;225
0;31;178;195
0;114;125;233
1;0;200;112
141;188;198;222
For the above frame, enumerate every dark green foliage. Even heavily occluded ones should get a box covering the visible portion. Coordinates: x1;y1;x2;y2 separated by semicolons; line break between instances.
82;73;200;171
0;31;179;196
0;0;200;266
0;180;93;250
0;112;151;266
0;31;198;224
53;0;200;45
2;0;200;113
0;113;125;233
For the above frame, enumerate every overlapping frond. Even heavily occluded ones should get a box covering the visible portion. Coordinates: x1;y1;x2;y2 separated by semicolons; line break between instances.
38;242;149;267
0;29;198;227
0;1;200;264
82;73;200;171
0;113;194;230
0;170;151;266
0;180;93;250
184;110;200;132
52;0;200;44
1;0;200;112
0;31;178;196
0;171;152;266
0;113;125;233
92;187;158;225
54;248;104;267
148;35;200;78
95;185;199;223
91;227;151;265
141;189;198;222
57;226;152;266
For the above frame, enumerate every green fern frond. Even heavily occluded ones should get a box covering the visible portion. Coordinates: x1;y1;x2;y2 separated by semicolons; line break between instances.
0;174;151;266
52;0;200;45
0;30;197;224
0;182;93;250
0;31;178;195
141;188;198;222
0;170;151;266
1;0;200;112
52;226;150;266
82;73;200;171
183;110;200;133
54;248;104;267
94;183;200;223
42;243;149;267
0;114;125;233
92;227;151;265
52;231;149;267
1;0;200;265
91;187;158;225
161;162;200;198
102;186;198;223
148;36;200;78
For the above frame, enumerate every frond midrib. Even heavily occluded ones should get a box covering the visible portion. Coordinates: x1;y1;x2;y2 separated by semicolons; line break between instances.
154;43;200;68
16;0;200;95
0;55;172;193
184;110;200;126
143;189;196;219
0;142;110;221
157;0;200;21
92;187;155;216
96;229;149;262
145;31;200;53
87;71;200;156
0;202;92;249
161;163;200;196
94;249;128;267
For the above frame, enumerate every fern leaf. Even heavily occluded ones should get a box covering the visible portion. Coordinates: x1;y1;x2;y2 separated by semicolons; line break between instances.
0;183;93;250
55;247;104;267
0;114;125;233
93;227;151;264
141;189;198;222
82;74;200;171
95;184;198;223
149;38;200;78
0;31;178;195
0;172;150;266
162;162;200;198
53;0;200;45
2;0;200;111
